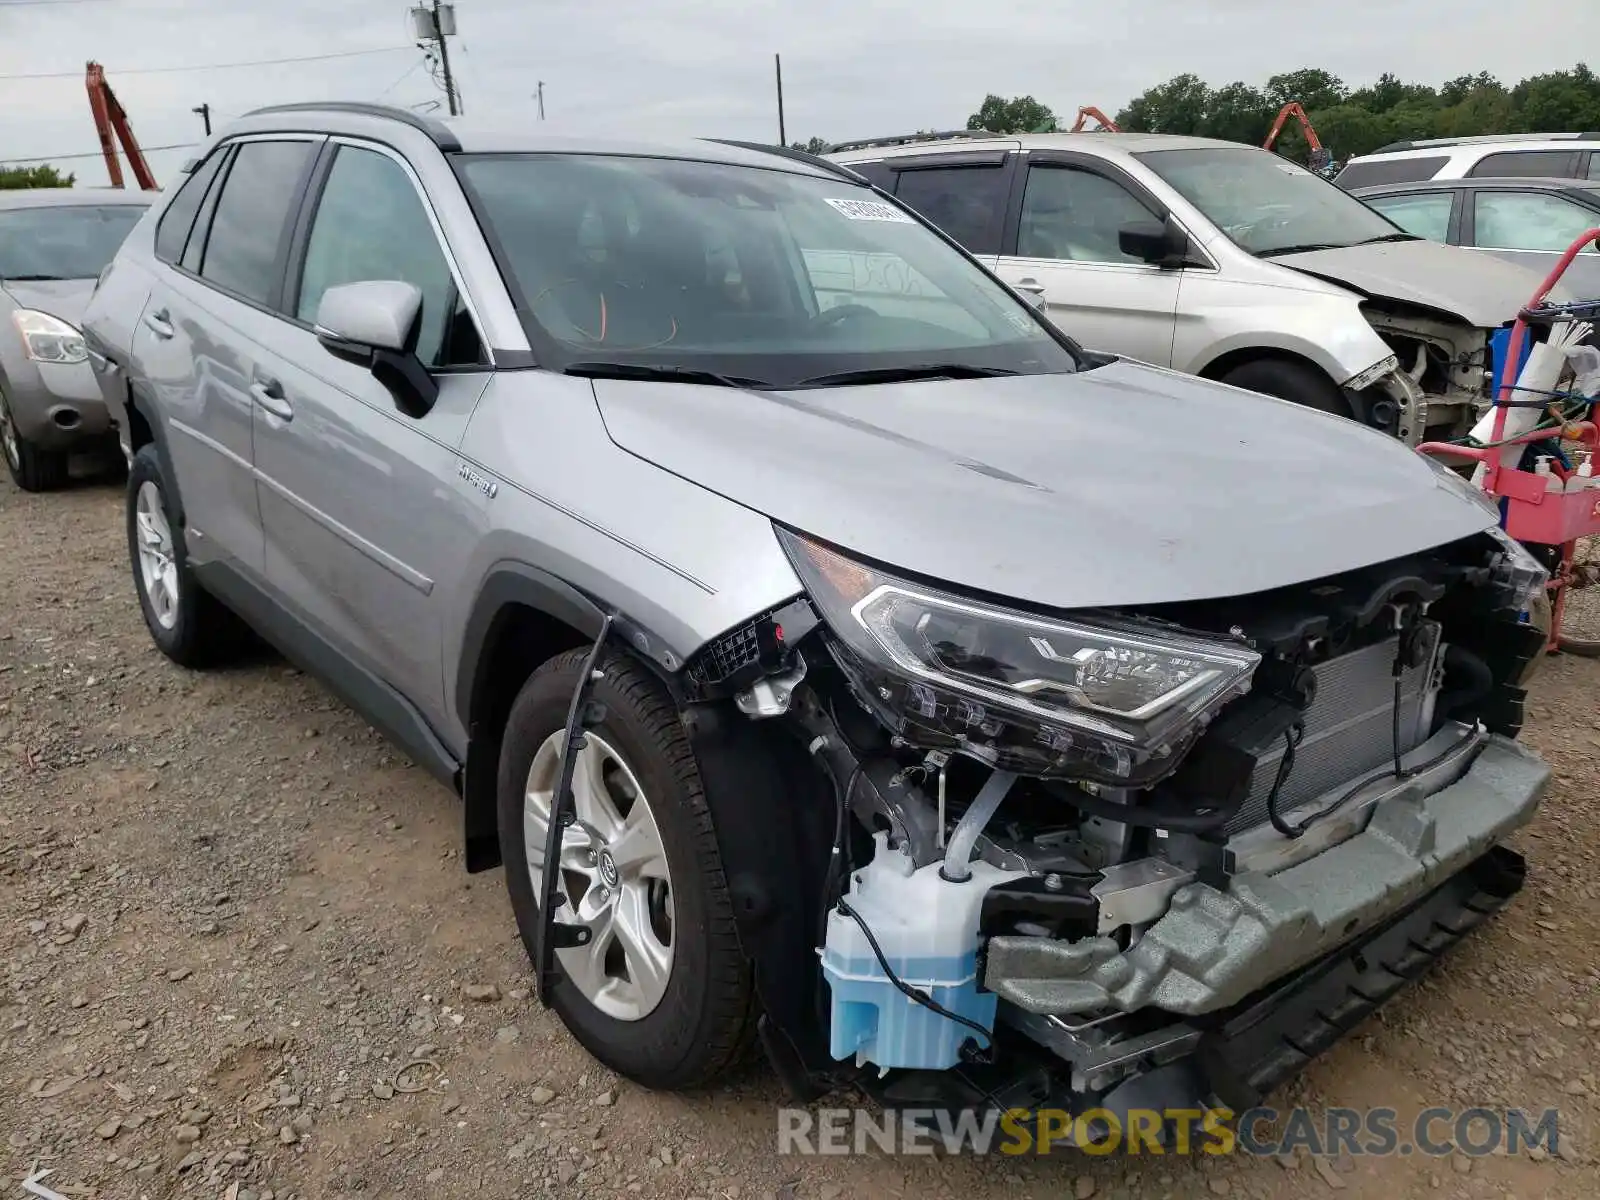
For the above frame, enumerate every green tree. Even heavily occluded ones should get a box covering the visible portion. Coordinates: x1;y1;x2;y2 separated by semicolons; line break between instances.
1508;65;1600;132
788;137;830;154
1348;72;1438;114
0;164;74;189
966;94;1056;134
993;61;1600;169
1439;72;1502;107
1200;81;1274;144
1264;68;1347;113
1305;104;1392;158
1117;73;1212;134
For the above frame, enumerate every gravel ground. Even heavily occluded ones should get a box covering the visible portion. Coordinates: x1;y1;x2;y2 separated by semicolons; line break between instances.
3;467;1599;1200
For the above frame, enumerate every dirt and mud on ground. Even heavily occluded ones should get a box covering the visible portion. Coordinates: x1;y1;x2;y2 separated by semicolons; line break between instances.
2;469;1599;1200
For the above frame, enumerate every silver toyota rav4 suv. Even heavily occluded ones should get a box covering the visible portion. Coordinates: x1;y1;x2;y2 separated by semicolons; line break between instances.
83;103;1553;1126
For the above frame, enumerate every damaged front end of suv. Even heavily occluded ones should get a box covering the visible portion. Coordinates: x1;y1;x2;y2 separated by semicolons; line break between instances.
666;479;1550;1129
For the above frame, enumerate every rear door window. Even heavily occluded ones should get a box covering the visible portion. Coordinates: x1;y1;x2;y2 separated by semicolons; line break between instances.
1334;156;1450;188
1467;150;1581;179
1364;192;1455;242
892;163;1009;254
1472;191;1600;252
196;139;317;307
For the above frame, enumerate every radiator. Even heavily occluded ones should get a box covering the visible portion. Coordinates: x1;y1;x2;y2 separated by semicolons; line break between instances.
1227;634;1437;835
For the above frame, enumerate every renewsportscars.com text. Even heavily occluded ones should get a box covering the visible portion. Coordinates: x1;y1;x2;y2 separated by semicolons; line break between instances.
777;1105;1562;1158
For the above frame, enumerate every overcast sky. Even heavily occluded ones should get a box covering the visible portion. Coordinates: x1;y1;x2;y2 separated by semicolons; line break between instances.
3;0;1598;187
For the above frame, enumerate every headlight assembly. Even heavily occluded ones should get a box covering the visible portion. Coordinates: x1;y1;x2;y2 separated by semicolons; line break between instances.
1483;524;1549;616
11;310;87;365
778;528;1260;786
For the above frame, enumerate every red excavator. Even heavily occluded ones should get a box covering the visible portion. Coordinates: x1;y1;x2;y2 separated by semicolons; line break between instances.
86;61;158;190
1068;106;1120;133
1263;101;1336;176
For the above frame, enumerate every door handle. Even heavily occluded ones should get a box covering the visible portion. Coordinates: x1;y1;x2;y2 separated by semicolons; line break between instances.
1012;279;1047;294
250;378;293;422
143;308;174;339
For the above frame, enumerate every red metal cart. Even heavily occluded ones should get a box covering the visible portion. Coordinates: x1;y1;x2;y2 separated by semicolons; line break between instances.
1416;228;1600;658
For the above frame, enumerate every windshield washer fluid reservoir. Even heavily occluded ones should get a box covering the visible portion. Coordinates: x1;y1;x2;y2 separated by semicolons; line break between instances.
821;832;1025;1073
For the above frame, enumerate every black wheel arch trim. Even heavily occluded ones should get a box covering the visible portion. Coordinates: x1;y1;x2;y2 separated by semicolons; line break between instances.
455;560;691;873
454;561;692;735
126;382;188;528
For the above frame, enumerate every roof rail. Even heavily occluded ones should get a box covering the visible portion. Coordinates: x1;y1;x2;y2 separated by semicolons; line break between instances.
240;101;460;151
702;139;868;183
1369;131;1600;154
826;129;998;154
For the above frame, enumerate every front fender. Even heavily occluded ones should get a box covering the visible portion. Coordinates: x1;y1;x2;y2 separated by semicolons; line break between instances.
1178;280;1392;386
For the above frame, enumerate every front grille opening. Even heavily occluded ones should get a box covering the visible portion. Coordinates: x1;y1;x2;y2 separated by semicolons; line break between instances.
1226;635;1433;835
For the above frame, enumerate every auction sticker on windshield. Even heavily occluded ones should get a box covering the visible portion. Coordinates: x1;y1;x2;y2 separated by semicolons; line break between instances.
824;197;916;223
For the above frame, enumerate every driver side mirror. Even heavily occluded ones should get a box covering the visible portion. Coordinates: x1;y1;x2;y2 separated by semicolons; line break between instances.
313;280;439;417
1118;215;1203;270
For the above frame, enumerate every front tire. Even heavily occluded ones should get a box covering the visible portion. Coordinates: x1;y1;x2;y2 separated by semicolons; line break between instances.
126;445;242;668
1221;358;1353;419
497;649;757;1090
0;384;68;492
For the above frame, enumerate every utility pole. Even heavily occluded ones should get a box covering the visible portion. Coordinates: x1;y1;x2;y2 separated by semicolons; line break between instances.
774;54;786;146
534;80;545;120
192;103;211;136
411;2;459;116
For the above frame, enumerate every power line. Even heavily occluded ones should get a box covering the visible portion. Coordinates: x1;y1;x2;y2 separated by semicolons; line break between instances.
0;141;194;166
0;44;414;82
373;56;426;102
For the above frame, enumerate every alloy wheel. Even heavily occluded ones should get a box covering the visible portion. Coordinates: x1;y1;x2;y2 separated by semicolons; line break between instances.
134;480;180;630
523;730;675;1021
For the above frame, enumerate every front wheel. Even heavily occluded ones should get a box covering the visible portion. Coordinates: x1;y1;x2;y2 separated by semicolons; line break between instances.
0;384;68;492
1220;358;1353;419
496;649;757;1089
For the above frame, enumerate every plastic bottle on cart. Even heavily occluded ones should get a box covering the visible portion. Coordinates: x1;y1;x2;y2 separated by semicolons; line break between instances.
1565;453;1592;493
1535;457;1562;493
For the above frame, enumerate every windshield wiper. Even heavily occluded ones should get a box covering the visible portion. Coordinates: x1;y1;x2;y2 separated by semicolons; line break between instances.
1254;242;1349;258
789;363;1019;388
562;361;769;389
1;274;67;281
1355;233;1423;245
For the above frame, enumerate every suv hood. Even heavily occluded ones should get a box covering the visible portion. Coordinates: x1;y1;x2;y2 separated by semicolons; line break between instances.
1269;239;1554;327
593;360;1496;610
0;277;96;326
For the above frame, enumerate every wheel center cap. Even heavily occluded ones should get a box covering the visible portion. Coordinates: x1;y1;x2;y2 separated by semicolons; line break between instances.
597;849;619;889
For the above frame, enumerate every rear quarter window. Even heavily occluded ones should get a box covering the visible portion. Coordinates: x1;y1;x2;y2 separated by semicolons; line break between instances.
154;149;227;265
1467;149;1581;179
1335;156;1450;188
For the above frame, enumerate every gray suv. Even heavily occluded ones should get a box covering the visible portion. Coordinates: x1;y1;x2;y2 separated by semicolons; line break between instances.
83;103;1554;1124
1;188;150;490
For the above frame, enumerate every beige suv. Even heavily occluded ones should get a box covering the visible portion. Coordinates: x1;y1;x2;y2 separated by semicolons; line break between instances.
829;131;1559;444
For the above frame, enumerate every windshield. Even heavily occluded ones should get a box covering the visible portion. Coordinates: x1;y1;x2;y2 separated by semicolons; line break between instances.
0;204;147;281
1136;147;1404;257
455;153;1079;386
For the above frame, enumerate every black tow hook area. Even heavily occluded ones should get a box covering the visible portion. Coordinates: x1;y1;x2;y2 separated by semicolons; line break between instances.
979;874;1098;940
535;613;615;1002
